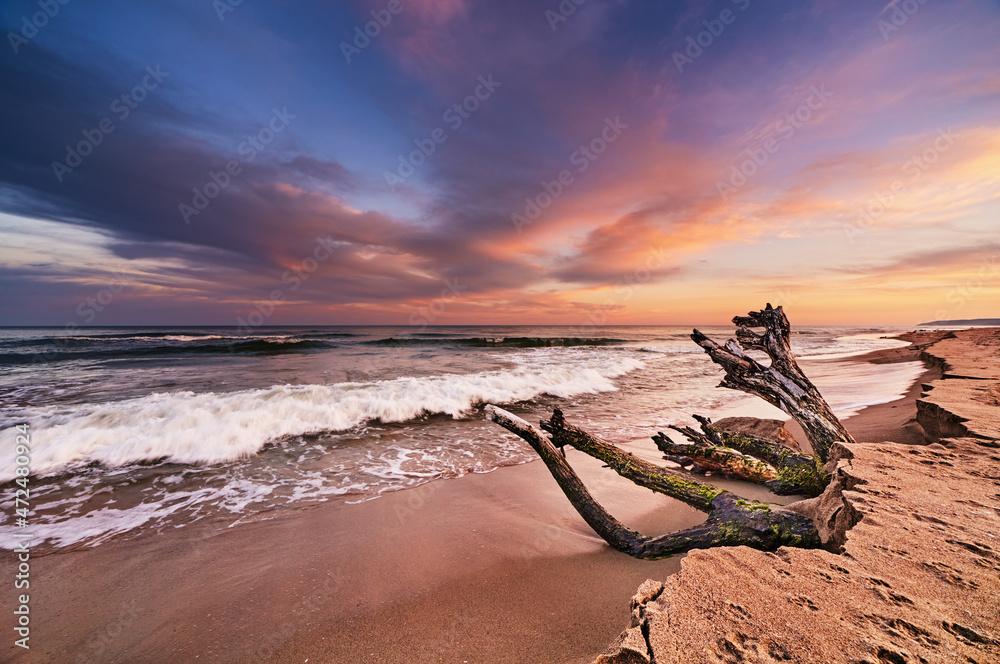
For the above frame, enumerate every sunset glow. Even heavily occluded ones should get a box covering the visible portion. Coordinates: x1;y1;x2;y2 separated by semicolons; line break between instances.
2;0;999;325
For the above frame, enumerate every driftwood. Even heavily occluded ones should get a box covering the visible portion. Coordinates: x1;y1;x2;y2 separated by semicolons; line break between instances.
487;406;820;558
486;304;850;558
652;415;827;496
692;304;855;462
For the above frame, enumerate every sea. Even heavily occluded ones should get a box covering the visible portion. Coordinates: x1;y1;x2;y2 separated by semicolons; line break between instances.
0;325;925;550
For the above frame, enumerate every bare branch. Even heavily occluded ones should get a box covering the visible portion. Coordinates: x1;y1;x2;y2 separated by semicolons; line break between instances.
486;406;821;558
692;304;855;462
540;408;725;512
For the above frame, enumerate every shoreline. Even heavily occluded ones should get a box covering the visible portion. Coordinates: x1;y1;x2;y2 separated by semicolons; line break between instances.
3;334;947;663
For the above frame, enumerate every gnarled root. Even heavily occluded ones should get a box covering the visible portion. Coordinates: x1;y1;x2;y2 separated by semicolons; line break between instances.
652;414;828;496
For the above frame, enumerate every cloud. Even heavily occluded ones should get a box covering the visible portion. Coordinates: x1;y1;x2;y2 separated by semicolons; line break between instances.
2;0;999;324
838;243;1000;277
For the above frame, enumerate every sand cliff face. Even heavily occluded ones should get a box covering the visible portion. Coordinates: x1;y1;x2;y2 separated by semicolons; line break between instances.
595;329;1000;664
917;330;1000;442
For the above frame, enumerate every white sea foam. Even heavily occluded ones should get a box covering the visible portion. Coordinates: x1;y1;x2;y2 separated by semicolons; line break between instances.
0;354;644;481
797;333;911;359
0;329;927;551
0;433;536;549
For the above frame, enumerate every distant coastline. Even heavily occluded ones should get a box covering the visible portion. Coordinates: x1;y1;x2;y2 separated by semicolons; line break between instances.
918;317;1000;326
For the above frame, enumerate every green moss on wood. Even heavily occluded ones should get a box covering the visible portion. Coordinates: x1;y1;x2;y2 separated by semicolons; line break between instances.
771;456;830;497
736;499;772;513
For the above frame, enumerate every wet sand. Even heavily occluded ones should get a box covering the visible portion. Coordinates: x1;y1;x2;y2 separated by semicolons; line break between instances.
3;341;935;664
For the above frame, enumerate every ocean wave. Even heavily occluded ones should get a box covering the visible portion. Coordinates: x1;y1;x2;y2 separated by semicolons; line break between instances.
637;346;701;354
0;330;360;347
0;338;331;365
0;332;240;346
0;355;644;481
794;334;910;358
294;331;361;339
364;336;631;348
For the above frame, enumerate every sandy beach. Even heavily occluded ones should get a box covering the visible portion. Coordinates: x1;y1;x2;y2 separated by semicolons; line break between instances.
1;332;953;664
4;0;997;660
595;327;1000;663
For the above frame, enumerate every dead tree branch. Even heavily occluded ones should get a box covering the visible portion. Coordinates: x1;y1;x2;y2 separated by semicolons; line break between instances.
692;303;854;463
488;406;820;558
483;304;855;557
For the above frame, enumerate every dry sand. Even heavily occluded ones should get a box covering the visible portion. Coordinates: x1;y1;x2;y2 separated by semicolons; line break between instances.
2;332;979;663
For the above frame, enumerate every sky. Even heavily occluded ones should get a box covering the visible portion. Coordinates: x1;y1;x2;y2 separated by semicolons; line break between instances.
1;0;998;327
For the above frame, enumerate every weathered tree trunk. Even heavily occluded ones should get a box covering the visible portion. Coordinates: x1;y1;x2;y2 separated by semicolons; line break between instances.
540;407;725;510
484;304;851;558
651;415;827;496
693;304;854;463
487;406;820;558
652;423;779;483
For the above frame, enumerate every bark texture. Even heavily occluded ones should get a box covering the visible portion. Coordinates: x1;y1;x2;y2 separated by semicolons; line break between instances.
484;304;854;557
652;415;828;497
692;303;855;463
487;406;820;559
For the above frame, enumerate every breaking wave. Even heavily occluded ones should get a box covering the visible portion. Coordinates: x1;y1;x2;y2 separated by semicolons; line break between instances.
0;338;332;365
0;354;645;481
364;336;631;348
